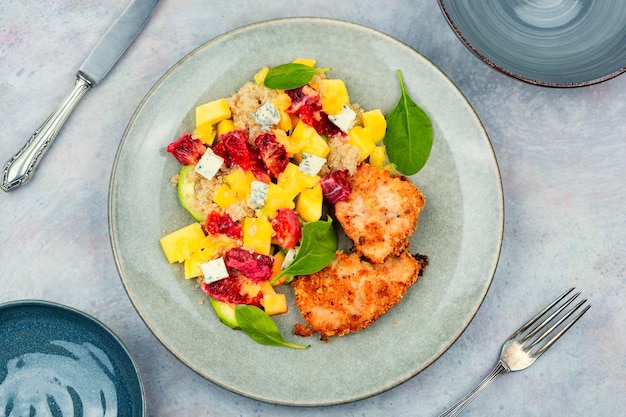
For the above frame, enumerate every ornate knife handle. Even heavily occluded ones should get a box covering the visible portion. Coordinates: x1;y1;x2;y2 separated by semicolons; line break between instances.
1;74;92;192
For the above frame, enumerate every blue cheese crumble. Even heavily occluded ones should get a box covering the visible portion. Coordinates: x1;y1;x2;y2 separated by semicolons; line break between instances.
299;153;326;176
328;105;357;133
281;247;299;270
253;101;280;131
195;147;224;180
248;180;269;209
201;257;229;285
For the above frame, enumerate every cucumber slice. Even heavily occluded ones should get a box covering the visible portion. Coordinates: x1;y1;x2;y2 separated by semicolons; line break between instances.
209;297;239;329
177;164;205;221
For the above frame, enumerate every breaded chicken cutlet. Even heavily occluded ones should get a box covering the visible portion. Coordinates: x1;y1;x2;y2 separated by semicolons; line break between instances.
293;163;428;341
293;250;428;340
334;163;425;264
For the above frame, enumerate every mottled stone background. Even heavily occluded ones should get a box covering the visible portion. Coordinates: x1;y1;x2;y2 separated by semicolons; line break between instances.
1;1;624;416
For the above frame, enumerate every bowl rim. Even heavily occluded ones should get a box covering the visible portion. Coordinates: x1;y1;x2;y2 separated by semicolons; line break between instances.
438;0;626;87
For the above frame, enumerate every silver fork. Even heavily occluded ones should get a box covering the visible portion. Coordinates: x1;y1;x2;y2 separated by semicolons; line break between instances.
438;287;591;417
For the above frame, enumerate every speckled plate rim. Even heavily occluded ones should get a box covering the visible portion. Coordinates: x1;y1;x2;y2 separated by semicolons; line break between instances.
0;299;146;416
438;1;626;87
109;17;504;406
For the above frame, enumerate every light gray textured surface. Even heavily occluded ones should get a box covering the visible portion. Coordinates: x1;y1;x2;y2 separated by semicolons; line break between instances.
1;1;624;416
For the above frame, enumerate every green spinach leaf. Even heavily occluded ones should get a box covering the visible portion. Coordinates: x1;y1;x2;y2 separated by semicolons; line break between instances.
272;216;337;283
263;63;330;90
383;70;433;175
235;304;309;349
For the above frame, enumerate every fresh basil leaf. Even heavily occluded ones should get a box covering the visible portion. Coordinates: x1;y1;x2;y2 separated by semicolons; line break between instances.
263;63;330;90
235;304;309;349
272;217;337;282
383;70;433;175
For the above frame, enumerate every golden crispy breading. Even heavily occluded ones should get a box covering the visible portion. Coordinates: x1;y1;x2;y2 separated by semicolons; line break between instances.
334;163;425;263
293;250;428;340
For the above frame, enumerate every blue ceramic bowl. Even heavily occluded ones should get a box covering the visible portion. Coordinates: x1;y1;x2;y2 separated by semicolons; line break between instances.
0;300;145;416
439;0;626;87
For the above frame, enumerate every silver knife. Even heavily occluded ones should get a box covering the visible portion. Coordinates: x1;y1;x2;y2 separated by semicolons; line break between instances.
1;0;160;192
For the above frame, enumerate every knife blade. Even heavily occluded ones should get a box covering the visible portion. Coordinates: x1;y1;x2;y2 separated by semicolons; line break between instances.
1;0;160;192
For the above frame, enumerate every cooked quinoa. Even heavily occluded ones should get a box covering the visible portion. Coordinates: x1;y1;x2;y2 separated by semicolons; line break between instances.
226;81;279;143
327;137;361;175
174;75;365;209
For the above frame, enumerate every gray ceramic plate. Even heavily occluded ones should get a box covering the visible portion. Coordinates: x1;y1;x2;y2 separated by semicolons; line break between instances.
109;18;503;405
0;300;145;416
439;0;626;87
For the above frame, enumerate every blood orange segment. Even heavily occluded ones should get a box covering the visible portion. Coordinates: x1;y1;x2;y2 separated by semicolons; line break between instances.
167;131;206;165
271;208;302;249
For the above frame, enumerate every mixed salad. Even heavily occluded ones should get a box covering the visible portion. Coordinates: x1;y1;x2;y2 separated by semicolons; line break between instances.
159;59;433;348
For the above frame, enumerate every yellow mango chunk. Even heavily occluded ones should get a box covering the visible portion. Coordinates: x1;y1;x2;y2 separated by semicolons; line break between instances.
273;129;296;156
263;293;288;316
212;183;238;209
160;222;206;264
277;163;320;200
348;125;377;162
270;250;287;284
184;253;206;279
293;58;316;67
243;216;273;255
301;132;330;158
384;163;397;174
260;281;276;296
362;109;387;143
286;121;310;154
272;93;294;131
296;183;323;222
217;119;235;136
184;252;210;279
254;67;269;85
183;235;237;279
289;114;300;129
184;240;214;278
240;279;262;298
318;79;349;115
196;98;231;127
224;168;255;201
192;122;217;146
291;121;330;157
258;183;295;219
272;93;292;112
369;145;387;169
276;111;293;132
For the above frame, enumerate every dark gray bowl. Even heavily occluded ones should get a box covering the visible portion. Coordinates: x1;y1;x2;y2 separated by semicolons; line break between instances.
439;0;626;87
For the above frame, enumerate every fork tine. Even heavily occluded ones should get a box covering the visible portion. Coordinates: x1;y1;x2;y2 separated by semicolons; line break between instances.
523;290;581;344
511;287;575;339
533;300;590;357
